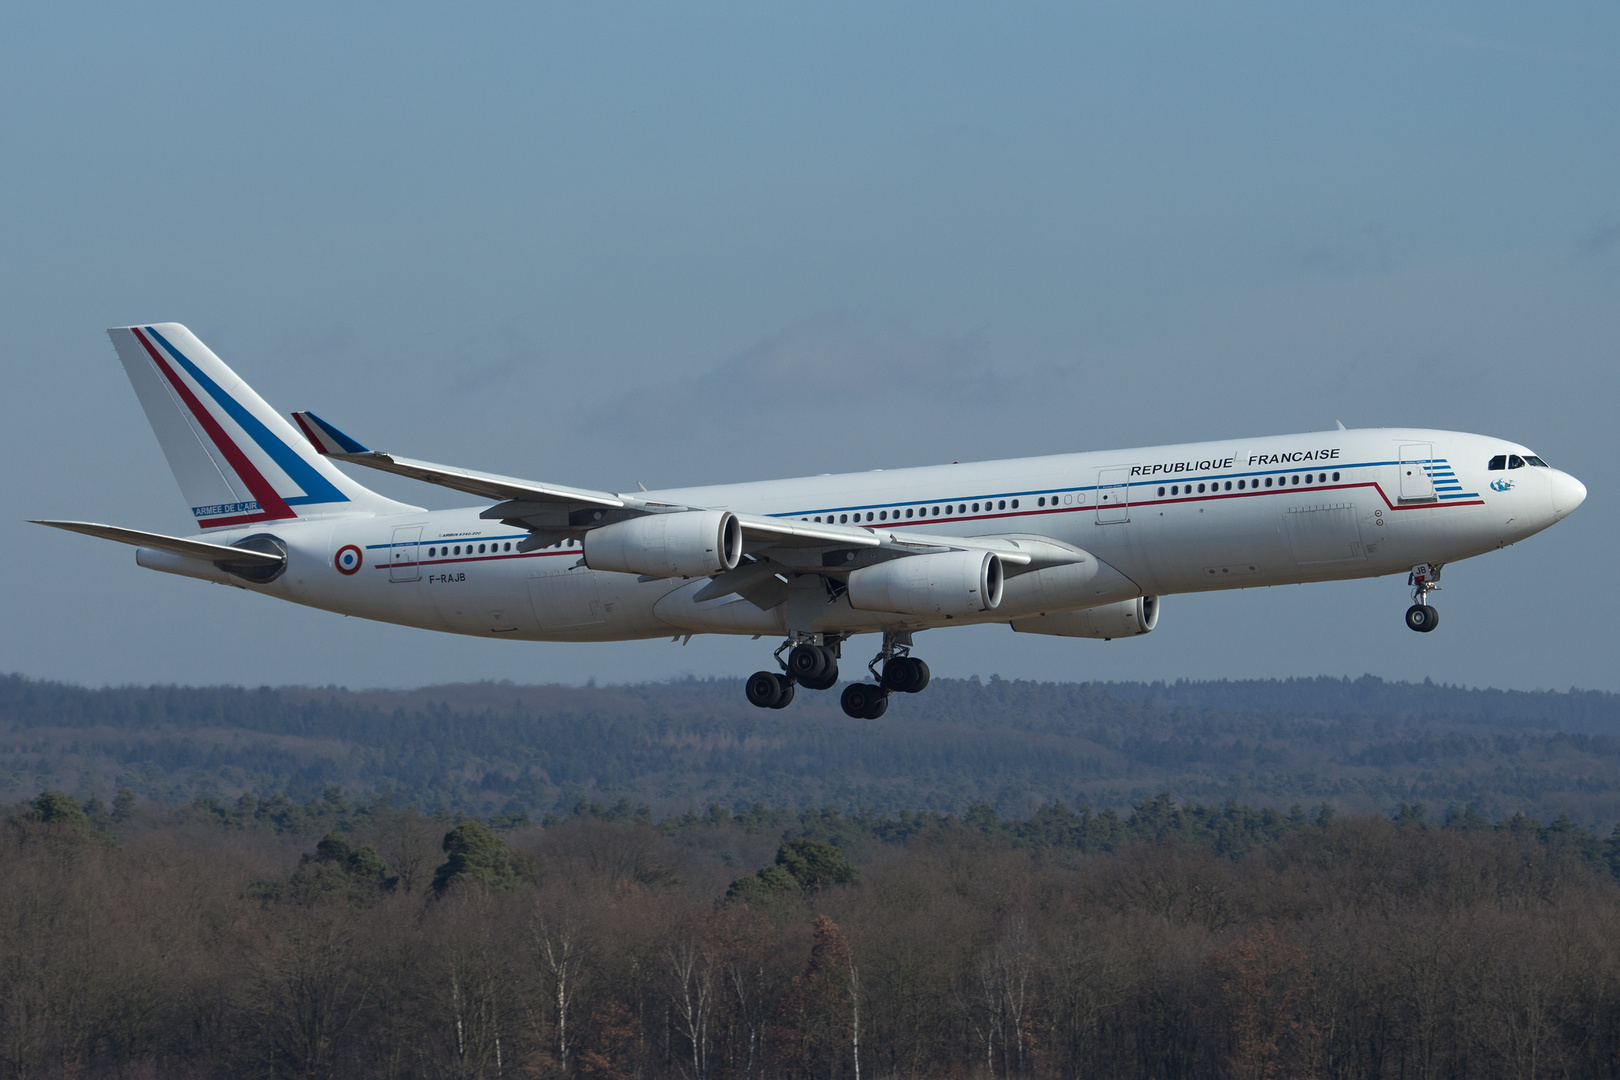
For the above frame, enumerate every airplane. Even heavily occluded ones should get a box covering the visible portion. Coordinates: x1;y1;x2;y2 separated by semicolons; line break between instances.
35;324;1586;718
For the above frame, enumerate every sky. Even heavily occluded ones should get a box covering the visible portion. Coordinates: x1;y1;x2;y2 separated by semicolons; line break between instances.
2;4;1616;692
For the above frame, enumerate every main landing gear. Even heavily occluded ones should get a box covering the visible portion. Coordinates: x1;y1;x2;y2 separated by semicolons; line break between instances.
841;630;930;719
744;630;932;718
1405;563;1442;633
745;638;840;710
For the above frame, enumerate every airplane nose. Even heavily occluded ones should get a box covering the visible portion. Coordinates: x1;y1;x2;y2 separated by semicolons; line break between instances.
1551;470;1586;518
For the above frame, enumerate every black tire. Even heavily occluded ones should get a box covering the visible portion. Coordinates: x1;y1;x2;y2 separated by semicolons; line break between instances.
746;670;783;708
796;646;839;690
908;657;930;693
864;692;888;720
788;643;827;682
840;683;873;718
770;678;795;709
1405;605;1438;633
881;657;916;693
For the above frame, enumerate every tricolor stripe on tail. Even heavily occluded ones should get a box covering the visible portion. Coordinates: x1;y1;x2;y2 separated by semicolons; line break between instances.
109;323;414;528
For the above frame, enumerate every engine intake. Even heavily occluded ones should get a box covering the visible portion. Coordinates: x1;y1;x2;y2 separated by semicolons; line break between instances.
847;551;1004;617
584;510;742;578
1010;596;1159;639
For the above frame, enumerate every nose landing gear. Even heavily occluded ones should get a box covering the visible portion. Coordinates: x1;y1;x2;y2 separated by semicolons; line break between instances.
1405;563;1442;633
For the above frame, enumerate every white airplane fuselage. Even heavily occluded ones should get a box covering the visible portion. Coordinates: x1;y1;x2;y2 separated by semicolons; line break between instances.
144;427;1583;643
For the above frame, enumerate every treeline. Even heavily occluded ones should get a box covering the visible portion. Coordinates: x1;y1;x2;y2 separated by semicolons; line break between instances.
7;789;1620;1078
4;673;1620;824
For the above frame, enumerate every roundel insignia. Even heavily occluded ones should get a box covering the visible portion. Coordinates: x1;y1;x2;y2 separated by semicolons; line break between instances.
335;544;363;575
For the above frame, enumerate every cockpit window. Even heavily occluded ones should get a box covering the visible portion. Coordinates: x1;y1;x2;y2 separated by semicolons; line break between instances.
1525;455;1548;467
1508;455;1526;469
1488;455;1506;471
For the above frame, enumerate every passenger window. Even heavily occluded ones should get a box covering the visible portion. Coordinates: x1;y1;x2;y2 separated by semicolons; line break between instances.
879;510;887;520
1157;487;1165;497
428;547;436;557
1011;499;1019;509
1238;480;1246;489
866;512;874;521
1038;497;1046;507
932;506;940;516
1509;455;1525;469
1264;478;1273;488
959;504;966;514
1332;472;1339;481
840;514;848;523
1225;481;1232;491
1488;455;1506;471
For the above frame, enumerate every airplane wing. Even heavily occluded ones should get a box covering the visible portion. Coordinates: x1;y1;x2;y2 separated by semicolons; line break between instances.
293;411;627;510
291;412;1082;584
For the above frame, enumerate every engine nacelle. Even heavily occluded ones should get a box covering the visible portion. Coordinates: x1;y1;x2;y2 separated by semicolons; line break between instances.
846;551;1004;617
584;510;742;578
1010;595;1159;639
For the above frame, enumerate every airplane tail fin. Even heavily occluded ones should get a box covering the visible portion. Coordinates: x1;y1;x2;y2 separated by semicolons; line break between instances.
108;323;417;530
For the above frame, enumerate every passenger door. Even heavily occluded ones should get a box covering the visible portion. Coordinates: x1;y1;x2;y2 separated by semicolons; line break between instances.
1096;467;1131;524
1399;444;1436;503
388;526;423;582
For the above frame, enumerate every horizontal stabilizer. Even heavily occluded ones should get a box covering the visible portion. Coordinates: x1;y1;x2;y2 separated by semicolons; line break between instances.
29;520;284;566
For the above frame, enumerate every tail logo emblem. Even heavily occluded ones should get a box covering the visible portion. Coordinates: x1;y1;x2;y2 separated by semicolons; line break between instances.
335;545;363;575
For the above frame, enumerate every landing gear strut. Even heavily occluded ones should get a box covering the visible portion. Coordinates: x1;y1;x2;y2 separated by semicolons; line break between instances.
1405;563;1441;633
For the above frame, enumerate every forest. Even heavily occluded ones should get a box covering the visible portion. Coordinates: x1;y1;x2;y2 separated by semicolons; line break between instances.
3;673;1619;825
5;785;1620;1079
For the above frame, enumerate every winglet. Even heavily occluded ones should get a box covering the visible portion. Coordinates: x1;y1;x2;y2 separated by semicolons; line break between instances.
1335;419;1347;431
291;411;369;456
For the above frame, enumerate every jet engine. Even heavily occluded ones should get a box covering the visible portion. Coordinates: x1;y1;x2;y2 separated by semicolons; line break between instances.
847;550;1004;617
1010;595;1159;639
584;510;743;578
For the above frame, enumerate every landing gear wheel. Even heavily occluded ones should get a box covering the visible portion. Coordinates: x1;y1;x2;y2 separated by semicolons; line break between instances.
770;680;795;709
788;643;827;681
881;656;930;694
841;683;888;719
1405;605;1439;633
746;670;785;708
881;657;915;693
789;644;840;690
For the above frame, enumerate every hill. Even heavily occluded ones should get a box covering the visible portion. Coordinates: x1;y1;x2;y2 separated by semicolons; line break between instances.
4;673;1620;825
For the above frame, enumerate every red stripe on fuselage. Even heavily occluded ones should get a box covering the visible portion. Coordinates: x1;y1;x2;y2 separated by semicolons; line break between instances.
789;481;1482;530
132;328;296;528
